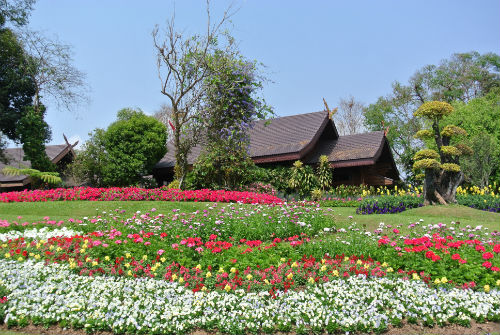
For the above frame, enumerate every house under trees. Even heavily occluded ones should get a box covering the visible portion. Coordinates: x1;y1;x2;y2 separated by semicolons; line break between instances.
153;111;399;186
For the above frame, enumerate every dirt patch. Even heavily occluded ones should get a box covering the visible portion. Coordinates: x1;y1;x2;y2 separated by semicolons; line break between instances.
1;320;499;335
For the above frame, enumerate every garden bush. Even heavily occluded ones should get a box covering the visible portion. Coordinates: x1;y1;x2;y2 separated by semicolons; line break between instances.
457;194;500;213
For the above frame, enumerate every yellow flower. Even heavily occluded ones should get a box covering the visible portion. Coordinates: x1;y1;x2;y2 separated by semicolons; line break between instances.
280;257;286;262
286;273;293;280
230;267;237;273
201;286;207;292
206;271;212;278
434;278;441;284
124;263;130;268
484;285;490;293
224;284;231;292
29;252;34;257
441;277;448;284
344;256;350;262
34;254;40;260
49;245;54;250
56;247;62;252
364;263;370;269
381;262;388;268
291;262;298;268
332;270;339;277
264;279;270;284
125;253;131;258
1;243;6;248
412;273;420;280
92;261;98;266
321;259;326;264
17;256;23;261
195;264;202;270
356;259;362;265
127;270;132;276
142;255;147;260
386;267;393;273
320;265;327;272
496;279;500;286
160;257;166;262
179;277;184;284
171;274;178;281
246;274;253;280
4;253;10;258
218;267;224;273
104;256;110;261
308;277;315;284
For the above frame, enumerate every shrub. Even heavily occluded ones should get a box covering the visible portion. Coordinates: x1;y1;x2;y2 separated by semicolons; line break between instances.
457;194;500;213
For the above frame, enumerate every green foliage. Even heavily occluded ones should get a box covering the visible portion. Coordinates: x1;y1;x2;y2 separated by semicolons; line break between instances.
68;128;107;187
455;143;473;156
316;155;333;191
187;148;256;190
289;161;318;197
456;194;500;212
440;146;461;156
0;22;35;142
166;179;180;189
445;90;500;185
413;159;441;170
441;125;467;137
69;109;167;187
2;166;62;187
414;101;454;119
414;149;439;161
441;163;461;172
310;188;323;201
414;129;433;139
16;105;54;171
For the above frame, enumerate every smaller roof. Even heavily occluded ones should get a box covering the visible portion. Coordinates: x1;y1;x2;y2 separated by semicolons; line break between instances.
0;144;73;184
305;131;387;167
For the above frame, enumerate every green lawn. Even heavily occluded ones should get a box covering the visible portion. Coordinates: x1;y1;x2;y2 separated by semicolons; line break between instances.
331;204;500;232
0;200;209;223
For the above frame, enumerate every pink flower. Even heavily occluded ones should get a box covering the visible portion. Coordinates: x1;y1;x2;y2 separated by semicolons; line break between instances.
451;253;461;260
482;252;494;260
393;229;400;234
115;240;122;244
195;247;204;253
171;243;179;249
157;249;165;255
482;261;492;268
144;241;151;246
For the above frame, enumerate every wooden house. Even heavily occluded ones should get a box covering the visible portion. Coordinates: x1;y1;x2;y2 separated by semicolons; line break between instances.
153;111;399;186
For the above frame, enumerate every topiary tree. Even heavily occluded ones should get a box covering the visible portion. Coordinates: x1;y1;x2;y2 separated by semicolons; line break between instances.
413;101;472;205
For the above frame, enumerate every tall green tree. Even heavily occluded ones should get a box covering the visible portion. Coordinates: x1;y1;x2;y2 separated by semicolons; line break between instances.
364;51;500;182
71;109;167;187
189;52;271;190
413;102;471;205
444;89;500;186
0;10;35;162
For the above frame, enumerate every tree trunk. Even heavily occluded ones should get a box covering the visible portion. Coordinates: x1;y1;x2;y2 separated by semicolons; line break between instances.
423;169;441;205
437;170;463;203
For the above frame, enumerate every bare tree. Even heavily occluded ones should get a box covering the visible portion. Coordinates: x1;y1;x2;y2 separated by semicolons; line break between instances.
152;1;236;188
335;95;365;135
19;29;90;114
153;103;175;138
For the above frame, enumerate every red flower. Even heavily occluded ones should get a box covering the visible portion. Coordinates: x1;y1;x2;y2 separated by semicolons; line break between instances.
482;261;492;269
451;253;461;260
491;267;500;272
493;244;500;253
482;252;494;260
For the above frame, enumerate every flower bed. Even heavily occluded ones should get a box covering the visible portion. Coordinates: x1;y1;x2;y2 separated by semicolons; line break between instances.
0;187;283;204
356;195;424;214
0;202;499;334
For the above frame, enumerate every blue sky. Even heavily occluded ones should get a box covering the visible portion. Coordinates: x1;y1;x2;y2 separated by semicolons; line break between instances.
24;0;500;147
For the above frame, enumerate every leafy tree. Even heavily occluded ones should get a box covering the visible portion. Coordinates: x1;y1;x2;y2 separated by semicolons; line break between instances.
0;0;35;26
153;2;236;188
364;52;500;182
16;105;54;171
189;52;271;190
70;109;167;187
316;155;333;191
0;14;35;159
68;128;107;186
444;89;500;186
289;161;318;197
412;101;471;205
102;109;167;186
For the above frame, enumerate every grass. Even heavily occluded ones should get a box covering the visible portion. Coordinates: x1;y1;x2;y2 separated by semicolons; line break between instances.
331;204;500;232
0;201;210;223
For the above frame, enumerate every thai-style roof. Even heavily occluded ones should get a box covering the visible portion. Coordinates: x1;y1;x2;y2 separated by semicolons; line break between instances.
154;111;397;177
0;144;74;186
305;131;388;167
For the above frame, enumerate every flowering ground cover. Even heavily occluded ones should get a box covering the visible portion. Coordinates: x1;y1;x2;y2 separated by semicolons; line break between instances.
0;187;282;204
0;199;499;334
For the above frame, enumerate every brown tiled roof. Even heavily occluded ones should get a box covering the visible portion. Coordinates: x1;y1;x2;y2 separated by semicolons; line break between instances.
305;131;386;167
156;111;333;168
0;144;71;183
